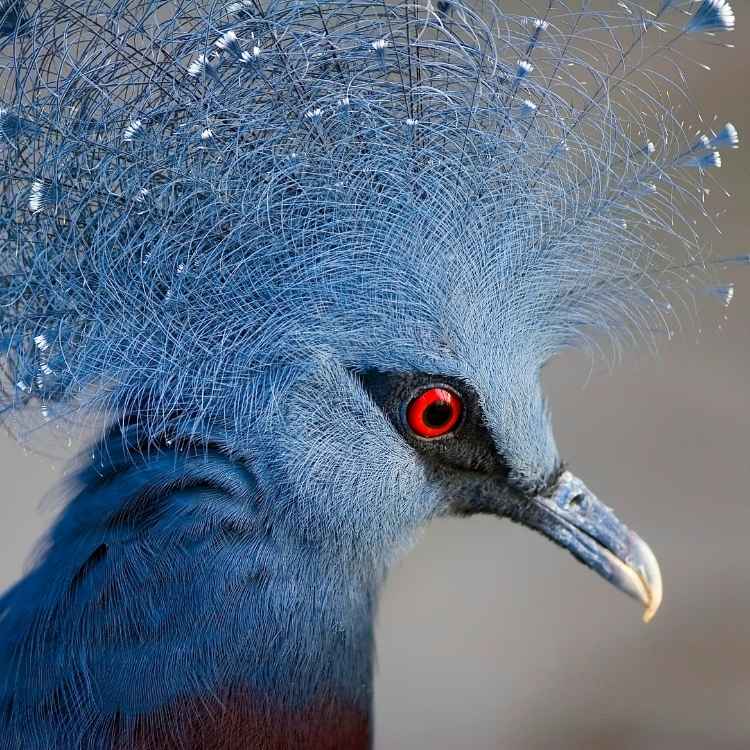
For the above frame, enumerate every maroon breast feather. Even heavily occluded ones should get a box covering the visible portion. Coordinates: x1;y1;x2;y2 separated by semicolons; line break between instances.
122;686;371;750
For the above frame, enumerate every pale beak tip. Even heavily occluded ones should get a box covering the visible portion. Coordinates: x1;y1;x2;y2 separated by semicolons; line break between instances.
642;603;658;624
634;535;663;623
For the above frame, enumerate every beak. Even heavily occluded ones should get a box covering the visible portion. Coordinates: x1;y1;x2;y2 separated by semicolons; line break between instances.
518;470;663;623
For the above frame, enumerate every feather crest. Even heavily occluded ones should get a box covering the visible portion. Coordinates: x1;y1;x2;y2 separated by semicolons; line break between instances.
0;0;739;448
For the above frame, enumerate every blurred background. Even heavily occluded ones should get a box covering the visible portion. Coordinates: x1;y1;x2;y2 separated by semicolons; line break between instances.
2;3;750;749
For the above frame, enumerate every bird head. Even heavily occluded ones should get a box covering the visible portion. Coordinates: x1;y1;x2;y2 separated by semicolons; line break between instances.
252;202;662;620
0;0;741;623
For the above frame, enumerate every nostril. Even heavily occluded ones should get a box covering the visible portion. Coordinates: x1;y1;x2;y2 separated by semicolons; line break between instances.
569;493;587;511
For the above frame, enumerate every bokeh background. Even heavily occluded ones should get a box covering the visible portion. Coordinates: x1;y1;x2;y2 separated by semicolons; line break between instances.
2;3;749;749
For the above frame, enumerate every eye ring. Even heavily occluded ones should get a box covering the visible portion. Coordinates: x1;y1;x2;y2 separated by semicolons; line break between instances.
406;385;463;439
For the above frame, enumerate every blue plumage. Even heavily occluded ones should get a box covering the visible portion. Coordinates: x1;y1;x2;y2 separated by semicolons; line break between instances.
0;1;742;747
1;424;378;746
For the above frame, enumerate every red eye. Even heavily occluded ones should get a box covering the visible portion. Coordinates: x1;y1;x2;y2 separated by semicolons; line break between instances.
406;386;463;439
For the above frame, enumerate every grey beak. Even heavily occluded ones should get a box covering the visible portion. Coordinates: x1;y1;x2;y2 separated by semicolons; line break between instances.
519;471;663;622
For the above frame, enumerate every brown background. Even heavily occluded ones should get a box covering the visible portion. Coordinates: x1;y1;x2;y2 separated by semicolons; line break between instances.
1;4;749;748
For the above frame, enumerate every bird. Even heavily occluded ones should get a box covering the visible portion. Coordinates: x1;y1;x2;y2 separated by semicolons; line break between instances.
0;0;743;747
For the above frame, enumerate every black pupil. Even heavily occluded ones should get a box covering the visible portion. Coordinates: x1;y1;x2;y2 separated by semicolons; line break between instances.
423;400;452;428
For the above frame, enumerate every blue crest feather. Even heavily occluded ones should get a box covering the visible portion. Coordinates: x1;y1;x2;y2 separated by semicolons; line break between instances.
0;0;740;448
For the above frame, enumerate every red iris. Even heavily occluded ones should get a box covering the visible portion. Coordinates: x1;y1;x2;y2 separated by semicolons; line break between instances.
406;386;463;439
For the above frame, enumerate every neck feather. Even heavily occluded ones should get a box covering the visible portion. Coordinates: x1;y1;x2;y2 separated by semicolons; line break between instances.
0;434;377;749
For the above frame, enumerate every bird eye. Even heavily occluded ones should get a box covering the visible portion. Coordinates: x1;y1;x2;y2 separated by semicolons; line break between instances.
406;386;463;439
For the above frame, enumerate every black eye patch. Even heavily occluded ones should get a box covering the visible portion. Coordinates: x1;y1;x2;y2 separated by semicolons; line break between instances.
356;370;508;478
